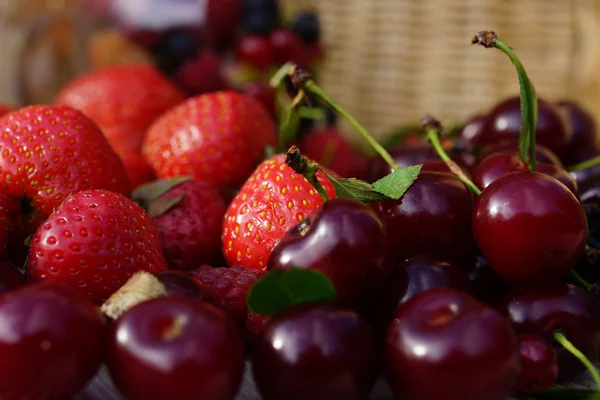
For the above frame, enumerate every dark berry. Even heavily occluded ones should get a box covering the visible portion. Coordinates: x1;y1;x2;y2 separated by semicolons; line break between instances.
243;0;278;16
236;34;273;71
190;265;262;326
293;11;321;45
556;100;600;166
174;49;228;96
467;254;509;307
516;335;558;393
0;261;26;294
243;82;276;117
270;29;306;66
385;289;520;400
152;28;200;75
245;311;271;347
458;114;486;151
268;198;390;306
473;171;587;285
106;297;245;400
243;12;278;36
156;270;204;299
205;0;243;46
252;303;377;400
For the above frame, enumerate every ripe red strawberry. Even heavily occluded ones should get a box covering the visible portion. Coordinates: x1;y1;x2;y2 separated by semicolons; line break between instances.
0;105;131;253
143;91;277;189
27;190;167;304
120;152;155;189
296;127;370;180
134;178;227;270
0;105;12;118
190;264;262;326
222;153;336;271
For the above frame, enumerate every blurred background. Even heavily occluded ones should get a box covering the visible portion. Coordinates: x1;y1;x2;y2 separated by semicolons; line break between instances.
0;0;598;141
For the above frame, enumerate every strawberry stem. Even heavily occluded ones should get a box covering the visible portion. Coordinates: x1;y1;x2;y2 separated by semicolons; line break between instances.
567;155;600;173
285;146;330;202
423;115;482;196
552;331;600;390
472;31;538;172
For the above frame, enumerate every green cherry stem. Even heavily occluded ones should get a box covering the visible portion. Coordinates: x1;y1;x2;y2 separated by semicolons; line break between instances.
569;269;594;292
553;331;600;390
472;31;538;172
285;145;330;202
567;155;600;173
422;115;482;196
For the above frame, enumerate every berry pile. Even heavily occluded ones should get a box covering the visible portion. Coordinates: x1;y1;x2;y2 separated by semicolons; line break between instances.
1;22;600;400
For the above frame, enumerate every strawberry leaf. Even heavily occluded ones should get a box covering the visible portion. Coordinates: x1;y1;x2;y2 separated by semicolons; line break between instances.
372;165;422;199
133;176;192;208
247;269;337;317
147;194;186;218
515;388;600;400
320;170;392;203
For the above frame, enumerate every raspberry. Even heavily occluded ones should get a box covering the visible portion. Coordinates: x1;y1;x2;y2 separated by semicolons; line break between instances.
190;265;262;326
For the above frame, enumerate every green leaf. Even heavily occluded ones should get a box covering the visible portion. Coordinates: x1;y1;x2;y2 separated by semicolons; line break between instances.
132;177;192;206
515;388;600;400
147;194;186;218
372;165;422;199
247;269;337;316
320;170;392;203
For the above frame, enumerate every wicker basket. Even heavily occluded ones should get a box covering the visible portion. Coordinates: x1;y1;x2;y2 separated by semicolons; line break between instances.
291;0;600;140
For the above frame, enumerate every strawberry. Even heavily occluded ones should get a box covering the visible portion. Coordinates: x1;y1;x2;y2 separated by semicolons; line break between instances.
27;189;167;304
0;105;131;255
143;91;277;189
190;264;262;326
222;153;336;271
0;105;12;118
133;178;227;270
120;151;155;189
56;65;185;180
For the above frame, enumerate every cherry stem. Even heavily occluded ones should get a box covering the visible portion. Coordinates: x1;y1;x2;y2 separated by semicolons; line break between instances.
285;145;330;202
569;269;594;292
472;31;538;172
567;155;600;173
553;331;600;390
422;115;482;196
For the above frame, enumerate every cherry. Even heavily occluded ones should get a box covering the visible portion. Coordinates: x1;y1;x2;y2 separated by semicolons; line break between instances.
571;163;600;198
500;283;600;380
420;159;473;177
270;29;306;66
515;335;559;393
399;256;471;304
243;82;276;117
473;171;587;285
293;11;321;45
252;303;377;400
0;283;106;399
556;100;600;166
385;288;520;400
152;28;200;75
245;311;271;347
156;270;204;299
535;163;578;196
236;34;273;71
0;261;27;293
106;296;245;400
467;254;509;307
479;96;572;154
476;140;563;167
371;171;476;268
268;198;390;306
458;113;486;150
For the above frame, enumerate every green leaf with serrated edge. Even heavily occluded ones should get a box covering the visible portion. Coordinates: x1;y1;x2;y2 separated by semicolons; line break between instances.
515;388;600;400
147;194;186;218
320;170;392;203
372;165;422;199
247;269;337;317
132;176;192;205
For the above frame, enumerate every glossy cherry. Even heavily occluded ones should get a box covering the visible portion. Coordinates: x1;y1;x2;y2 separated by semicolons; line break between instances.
420;159;472;178
367;144;437;182
0;283;106;400
500;283;600;380
252;303;377;400
0;261;27;294
472;152;526;190
571;163;600;198
556;100;600;166
371;171;476;268
268;198;390;306
270;29;306;66
473;171;587;285
476;140;563;167
458;113;486;151
385;288;520;400
479;96;572;154
106;296;245;400
156;270;204;299
399;256;471;304
535;163;578;196
236;34;273;71
515;335;559;393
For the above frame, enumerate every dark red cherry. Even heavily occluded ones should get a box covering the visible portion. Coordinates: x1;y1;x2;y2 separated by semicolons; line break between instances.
243;82;276;117
479;96;572;153
472;152;526;190
420;159;472;178
156;270;204;299
473;171;587;285
535;163;578;196
0;283;106;400
467;254;509;307
399;256;471;304
270;29;306;66
368;144;437;182
476;140;563;167
458;113;486;150
500;283;600;381
268;198;390;306
106;296;245;400
571;163;600;197
236;34;273;71
515;335;558;393
385;288;520;400
371;171;476;268
556;100;600;166
0;261;26;293
252;303;377;400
